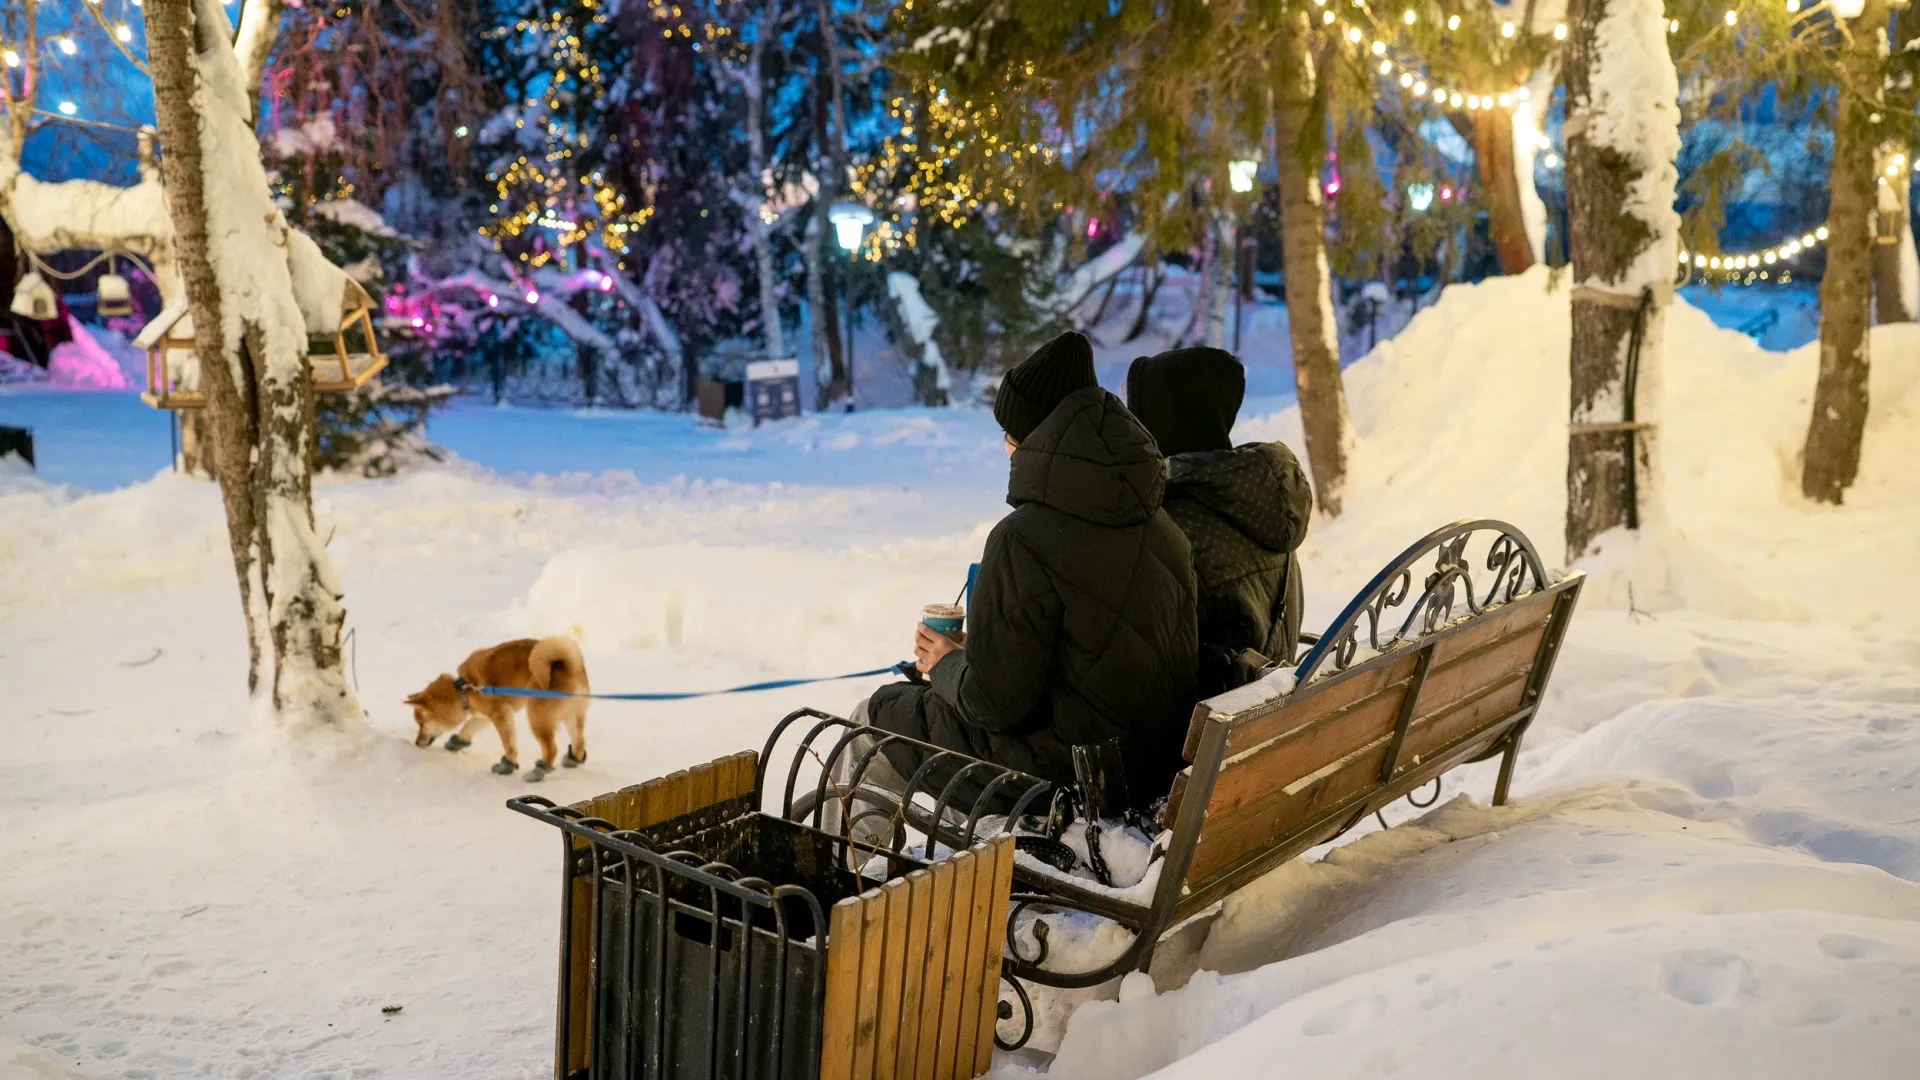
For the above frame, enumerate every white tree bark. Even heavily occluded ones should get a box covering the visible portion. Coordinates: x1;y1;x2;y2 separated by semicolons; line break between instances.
1204;213;1233;348
733;4;787;360
146;0;360;728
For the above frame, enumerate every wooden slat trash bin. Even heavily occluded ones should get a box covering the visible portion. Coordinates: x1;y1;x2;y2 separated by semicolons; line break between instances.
509;750;1015;1080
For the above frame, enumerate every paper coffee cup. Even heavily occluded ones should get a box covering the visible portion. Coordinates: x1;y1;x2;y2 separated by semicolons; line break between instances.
920;603;965;639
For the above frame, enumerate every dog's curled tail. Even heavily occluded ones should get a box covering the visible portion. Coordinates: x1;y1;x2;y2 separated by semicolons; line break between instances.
529;635;589;694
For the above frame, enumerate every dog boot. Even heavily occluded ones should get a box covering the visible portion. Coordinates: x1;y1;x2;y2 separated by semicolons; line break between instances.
525;760;554;783
445;734;471;752
491;756;518;775
563;748;586;768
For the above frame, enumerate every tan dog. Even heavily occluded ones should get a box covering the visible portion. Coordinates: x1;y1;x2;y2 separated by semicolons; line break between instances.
407;636;589;781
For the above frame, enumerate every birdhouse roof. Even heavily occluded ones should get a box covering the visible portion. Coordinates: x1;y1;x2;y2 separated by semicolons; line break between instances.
287;228;371;335
133;298;193;350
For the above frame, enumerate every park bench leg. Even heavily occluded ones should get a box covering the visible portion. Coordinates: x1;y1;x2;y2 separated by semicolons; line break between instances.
1494;584;1582;807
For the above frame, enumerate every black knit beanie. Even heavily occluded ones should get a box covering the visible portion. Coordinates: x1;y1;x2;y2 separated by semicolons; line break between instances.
993;331;1098;441
1124;347;1246;456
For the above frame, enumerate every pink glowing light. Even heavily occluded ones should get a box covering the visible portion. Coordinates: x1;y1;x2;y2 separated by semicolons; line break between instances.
1440;185;1454;201
1085;218;1099;238
410;316;424;328
486;294;499;308
525;289;540;304
598;275;614;292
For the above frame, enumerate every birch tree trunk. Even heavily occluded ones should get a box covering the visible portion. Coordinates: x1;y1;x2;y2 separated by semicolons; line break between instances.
742;6;786;360
809;1;852;406
1272;12;1350;516
1874;158;1914;323
1562;0;1680;559
146;0;360;727
1203;213;1233;348
1802;0;1890;504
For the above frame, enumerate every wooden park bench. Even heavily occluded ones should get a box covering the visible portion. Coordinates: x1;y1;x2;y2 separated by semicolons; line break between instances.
512;518;1582;1077
765;518;1583;998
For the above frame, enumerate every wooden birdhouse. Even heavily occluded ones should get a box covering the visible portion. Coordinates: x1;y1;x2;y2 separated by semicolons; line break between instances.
1876;207;1904;246
135;298;204;409
307;277;388;392
9;271;58;322
96;272;134;318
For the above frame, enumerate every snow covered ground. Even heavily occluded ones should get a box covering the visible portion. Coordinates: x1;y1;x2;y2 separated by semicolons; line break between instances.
2;269;1917;1079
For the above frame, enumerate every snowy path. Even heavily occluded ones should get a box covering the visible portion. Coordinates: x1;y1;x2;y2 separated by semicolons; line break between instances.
3;272;1918;1079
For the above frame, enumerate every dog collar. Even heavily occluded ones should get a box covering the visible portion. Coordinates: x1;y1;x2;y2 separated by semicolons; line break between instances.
452;675;472;708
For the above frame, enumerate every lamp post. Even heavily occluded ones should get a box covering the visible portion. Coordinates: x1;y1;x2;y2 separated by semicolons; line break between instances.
827;203;874;406
1228;160;1258;351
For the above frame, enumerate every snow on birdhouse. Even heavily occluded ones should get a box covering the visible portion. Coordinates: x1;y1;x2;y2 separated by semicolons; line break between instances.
96;272;133;317
288;229;388;393
137;232;390;411
135;298;204;409
9;271;58;322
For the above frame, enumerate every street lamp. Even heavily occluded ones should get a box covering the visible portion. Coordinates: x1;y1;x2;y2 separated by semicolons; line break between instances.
828;202;875;253
826;203;876;407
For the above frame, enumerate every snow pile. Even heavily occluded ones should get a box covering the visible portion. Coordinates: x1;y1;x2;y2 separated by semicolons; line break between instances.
1027;702;1920;1078
1240;267;1920;626
44;320;143;391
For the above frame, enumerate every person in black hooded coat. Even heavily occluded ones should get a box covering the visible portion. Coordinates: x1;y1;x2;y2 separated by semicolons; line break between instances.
1126;347;1313;698
861;332;1199;806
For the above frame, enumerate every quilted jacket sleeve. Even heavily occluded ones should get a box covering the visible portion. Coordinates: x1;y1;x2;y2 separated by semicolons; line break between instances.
928;520;1062;734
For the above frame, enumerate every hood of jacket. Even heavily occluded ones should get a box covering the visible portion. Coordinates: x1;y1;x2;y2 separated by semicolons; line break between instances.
1007;386;1167;527
1166;443;1312;552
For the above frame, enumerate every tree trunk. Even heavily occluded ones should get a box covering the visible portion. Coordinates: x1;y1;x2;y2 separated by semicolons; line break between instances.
743;9;787;360
1272;12;1350;516
1872;4;1917;324
1204;213;1233;347
1563;0;1680;559
807;205;850;406
146;0;359;726
1474;107;1537;275
1874;162;1913;323
1802;2;1888;504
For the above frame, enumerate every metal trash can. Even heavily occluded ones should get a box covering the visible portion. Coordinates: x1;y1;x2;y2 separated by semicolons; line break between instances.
510;749;1014;1080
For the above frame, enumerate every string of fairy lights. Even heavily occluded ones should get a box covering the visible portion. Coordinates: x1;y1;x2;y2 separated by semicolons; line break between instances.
477;0;653;265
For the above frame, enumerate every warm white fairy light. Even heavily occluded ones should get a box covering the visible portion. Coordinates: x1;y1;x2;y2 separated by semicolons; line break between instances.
56;36;78;55
115;24;133;42
2;50;18;68
58;100;77;115
1317;1;1539;115
1554;23;1568;39
1679;225;1833;281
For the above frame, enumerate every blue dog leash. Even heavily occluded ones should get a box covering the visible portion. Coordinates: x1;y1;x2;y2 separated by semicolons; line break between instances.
469;661;914;702
473;562;981;703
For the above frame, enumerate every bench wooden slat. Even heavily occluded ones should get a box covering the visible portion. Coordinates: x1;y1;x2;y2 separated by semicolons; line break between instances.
1178;588;1561;890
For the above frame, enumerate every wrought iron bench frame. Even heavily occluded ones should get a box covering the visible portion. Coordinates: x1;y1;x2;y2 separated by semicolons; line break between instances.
756;519;1584;999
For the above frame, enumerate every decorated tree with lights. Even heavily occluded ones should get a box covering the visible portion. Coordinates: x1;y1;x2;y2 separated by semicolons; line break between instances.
1673;0;1920;504
890;0;1357;512
1312;1;1560;277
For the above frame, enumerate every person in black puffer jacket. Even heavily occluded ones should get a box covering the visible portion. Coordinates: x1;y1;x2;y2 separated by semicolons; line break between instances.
1126;347;1312;699
860;331;1199;807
